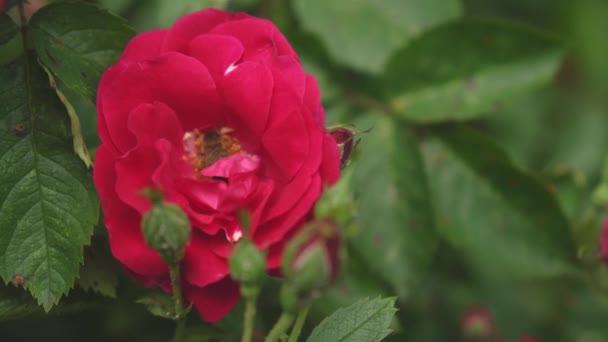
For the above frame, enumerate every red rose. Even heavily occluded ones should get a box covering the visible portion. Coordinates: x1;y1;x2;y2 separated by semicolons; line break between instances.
93;8;340;322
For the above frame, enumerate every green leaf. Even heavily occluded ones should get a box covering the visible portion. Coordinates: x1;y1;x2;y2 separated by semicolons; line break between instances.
77;236;120;298
40;65;92;167
0;14;17;45
307;297;397;342
423;124;577;278
0;54;99;311
385;19;563;123
351;115;436;299
29;2;135;104
137;292;191;320
293;0;461;74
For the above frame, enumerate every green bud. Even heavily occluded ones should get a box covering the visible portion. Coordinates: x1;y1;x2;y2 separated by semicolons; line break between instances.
314;167;355;227
229;239;266;288
141;201;191;265
281;220;341;304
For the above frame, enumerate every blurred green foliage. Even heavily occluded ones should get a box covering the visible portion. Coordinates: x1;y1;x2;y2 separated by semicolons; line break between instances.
1;0;608;341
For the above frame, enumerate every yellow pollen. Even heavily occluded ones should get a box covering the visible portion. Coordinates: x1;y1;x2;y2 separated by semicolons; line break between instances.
183;127;243;176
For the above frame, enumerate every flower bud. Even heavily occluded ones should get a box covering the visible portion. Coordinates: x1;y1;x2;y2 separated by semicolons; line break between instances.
601;215;608;262
328;126;357;169
141;197;191;265
281;220;341;300
314;167;355;227
461;307;495;340
229;239;266;288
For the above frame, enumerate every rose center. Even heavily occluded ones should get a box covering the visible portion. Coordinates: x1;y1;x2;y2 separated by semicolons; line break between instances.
183;127;244;176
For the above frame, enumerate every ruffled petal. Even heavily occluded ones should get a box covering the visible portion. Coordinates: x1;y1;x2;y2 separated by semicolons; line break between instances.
184;277;241;322
189;34;244;83
128;101;184;148
319;134;341;185
182;234;230;287
114;144;159;214
120;29;168;63
261;109;308;182
221;61;273;150
162;9;245;53
254;175;321;247
107;209;168;277
210;18;297;62
99;52;221;153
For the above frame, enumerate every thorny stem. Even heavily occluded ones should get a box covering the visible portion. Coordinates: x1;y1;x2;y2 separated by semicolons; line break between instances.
170;264;187;342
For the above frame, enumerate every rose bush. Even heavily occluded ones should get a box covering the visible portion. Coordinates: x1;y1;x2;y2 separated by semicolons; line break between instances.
93;8;340;322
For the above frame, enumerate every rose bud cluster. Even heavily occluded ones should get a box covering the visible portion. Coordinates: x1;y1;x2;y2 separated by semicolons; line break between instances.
94;8;340;322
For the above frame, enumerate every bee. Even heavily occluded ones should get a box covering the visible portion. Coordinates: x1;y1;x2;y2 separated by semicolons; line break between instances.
183;127;243;180
200;128;233;169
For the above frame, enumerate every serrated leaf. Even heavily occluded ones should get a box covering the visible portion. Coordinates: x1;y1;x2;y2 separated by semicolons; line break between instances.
0;13;17;45
423;124;577;278
77;236;120;298
40;64;92;167
351;115;436;299
293;0;461;74
0;54;99;311
385;19;563;123
307;297;397;342
29;1;135;104
138;292;190;320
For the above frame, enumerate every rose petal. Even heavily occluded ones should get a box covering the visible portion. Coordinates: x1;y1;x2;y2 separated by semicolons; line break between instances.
302;75;325;127
254;175;321;247
120;29;168;63
267;56;306;122
222;61;273;149
128;101;184;148
182;234;230;287
189;34;244;83
210;18;297;62
95;146;167;276
261;109;308;182
162;9;245;53
256;174;311;229
319;134;341;185
100;52;221;153
93;145;130;220
114;145;159;213
107;211;168;277
184;277;241;322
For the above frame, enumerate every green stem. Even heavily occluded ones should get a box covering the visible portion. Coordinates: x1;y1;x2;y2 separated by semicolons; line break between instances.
241;289;258;342
287;305;310;342
264;312;295;342
170;264;187;342
172;319;186;342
